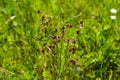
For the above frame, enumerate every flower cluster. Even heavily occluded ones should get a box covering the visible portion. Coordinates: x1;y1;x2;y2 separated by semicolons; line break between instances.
110;8;117;20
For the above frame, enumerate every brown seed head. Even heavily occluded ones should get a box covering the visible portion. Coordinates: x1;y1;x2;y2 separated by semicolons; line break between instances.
72;38;76;44
48;45;52;50
45;19;51;26
51;43;55;49
80;19;84;27
66;23;72;28
52;51;57;55
69;58;78;65
41;48;45;54
49;35;56;39
37;9;41;14
61;26;66;32
41;14;46;21
36;37;40;41
69;46;76;54
56;35;61;42
54;28;58;32
76;30;80;35
64;39;70;44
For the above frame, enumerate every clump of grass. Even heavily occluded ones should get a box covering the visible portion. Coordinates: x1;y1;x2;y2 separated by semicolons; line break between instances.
0;0;120;80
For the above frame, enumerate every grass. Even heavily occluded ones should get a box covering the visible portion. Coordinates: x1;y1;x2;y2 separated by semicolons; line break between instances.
0;0;120;80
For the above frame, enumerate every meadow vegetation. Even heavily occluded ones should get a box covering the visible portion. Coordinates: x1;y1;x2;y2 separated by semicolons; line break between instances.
0;0;120;80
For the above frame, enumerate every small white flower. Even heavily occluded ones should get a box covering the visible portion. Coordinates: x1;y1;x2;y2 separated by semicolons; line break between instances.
110;15;116;20
110;8;117;14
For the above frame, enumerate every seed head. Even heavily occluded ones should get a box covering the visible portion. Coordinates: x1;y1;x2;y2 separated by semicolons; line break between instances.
66;23;72;28
69;46;76;54
41;14;46;21
64;39;70;44
54;28;58;32
61;26;66;32
41;48;45;54
37;9;41;14
72;38;76;44
56;35;61;42
51;43;55;49
68;58;78;65
76;30;80;35
49;35;56;39
80;19;84;28
36;37;40;41
52;51;57;56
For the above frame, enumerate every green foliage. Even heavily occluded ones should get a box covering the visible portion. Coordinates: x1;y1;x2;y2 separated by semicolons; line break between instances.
0;0;120;80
